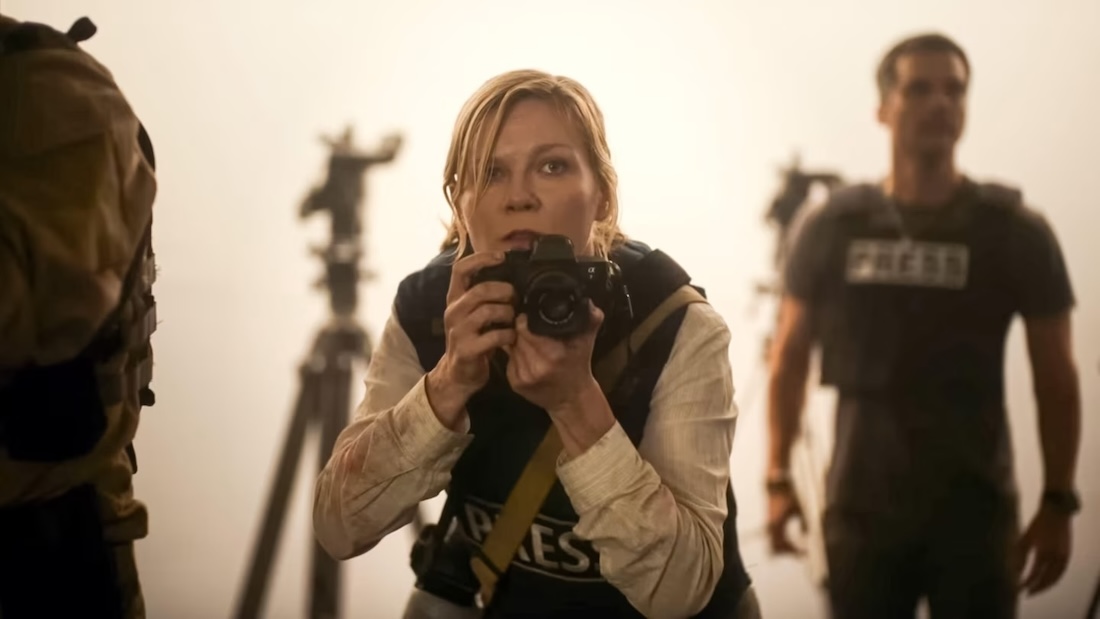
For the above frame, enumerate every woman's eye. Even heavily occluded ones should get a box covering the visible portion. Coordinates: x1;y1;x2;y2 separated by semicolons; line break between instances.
541;159;567;175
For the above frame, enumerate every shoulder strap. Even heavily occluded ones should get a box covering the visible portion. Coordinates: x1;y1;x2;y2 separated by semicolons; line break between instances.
469;284;708;606
825;182;884;213
974;181;1023;210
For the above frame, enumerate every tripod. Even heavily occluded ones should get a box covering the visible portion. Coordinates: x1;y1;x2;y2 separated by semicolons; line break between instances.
232;127;403;619
1088;568;1100;619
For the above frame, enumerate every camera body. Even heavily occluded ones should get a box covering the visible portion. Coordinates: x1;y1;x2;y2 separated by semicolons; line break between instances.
410;523;480;608
470;234;630;339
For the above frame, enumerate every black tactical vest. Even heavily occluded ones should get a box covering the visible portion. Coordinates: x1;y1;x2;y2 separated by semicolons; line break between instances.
394;240;751;618
810;180;1023;409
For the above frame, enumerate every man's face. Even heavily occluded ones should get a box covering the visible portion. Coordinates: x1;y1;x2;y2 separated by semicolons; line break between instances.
878;51;969;159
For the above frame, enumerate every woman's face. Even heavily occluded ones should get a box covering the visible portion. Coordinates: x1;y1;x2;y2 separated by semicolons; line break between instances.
461;98;605;256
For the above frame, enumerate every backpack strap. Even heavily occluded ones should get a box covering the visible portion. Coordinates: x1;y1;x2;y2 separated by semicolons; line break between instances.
468;284;708;607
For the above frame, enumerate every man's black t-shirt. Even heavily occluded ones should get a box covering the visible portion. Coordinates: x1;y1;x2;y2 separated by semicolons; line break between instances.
783;178;1075;521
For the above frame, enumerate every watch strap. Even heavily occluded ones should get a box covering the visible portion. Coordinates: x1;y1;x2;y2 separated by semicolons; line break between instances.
1041;489;1081;515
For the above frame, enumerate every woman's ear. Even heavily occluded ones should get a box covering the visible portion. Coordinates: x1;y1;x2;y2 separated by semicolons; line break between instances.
595;190;610;221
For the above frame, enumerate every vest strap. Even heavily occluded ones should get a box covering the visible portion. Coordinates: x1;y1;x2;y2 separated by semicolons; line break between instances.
592;285;707;390
469;284;709;606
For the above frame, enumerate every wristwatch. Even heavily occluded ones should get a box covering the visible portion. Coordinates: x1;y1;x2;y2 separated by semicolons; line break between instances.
1041;489;1082;515
765;470;794;494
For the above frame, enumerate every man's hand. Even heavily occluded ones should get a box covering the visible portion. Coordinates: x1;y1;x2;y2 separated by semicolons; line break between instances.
766;479;806;555
1015;507;1073;596
1015;311;1079;597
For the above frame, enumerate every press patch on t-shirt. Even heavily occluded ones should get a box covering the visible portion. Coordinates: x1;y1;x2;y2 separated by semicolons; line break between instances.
845;239;969;289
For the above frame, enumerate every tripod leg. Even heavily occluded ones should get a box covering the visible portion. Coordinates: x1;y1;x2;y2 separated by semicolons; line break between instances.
309;348;356;619
1087;567;1100;619
234;366;319;619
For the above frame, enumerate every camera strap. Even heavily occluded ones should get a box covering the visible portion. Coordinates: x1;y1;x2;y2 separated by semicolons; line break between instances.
469;284;708;607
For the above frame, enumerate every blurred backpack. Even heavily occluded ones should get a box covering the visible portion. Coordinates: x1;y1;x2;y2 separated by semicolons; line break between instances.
0;15;158;464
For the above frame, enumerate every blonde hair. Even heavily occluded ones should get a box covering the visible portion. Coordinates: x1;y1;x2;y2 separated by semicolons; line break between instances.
440;69;626;258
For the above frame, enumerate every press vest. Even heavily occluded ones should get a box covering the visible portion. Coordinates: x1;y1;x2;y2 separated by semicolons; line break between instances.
394;240;750;618
808;181;1023;406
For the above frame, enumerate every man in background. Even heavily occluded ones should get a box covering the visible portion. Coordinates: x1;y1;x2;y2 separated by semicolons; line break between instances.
765;32;1082;618
0;13;158;619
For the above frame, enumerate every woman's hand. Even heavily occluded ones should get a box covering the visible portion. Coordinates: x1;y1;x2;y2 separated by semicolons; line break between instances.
506;302;616;456
426;251;516;430
506;301;602;411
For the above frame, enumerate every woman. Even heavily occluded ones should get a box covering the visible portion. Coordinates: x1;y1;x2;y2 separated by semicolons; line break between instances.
313;69;757;618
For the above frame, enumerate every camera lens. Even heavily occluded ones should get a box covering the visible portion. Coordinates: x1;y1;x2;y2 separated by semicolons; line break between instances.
527;271;582;327
537;290;577;324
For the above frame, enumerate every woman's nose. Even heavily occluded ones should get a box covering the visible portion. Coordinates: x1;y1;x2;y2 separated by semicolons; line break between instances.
505;177;538;212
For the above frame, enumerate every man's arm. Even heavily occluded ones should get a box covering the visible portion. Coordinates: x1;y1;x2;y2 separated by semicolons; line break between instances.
1017;311;1080;595
1007;204;1080;594
766;296;815;478
1022;312;1080;495
767;205;829;479
1008;207;1080;496
765;202;830;554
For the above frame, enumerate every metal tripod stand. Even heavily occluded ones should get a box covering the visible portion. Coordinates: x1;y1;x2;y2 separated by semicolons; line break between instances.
232;127;402;619
1089;570;1100;619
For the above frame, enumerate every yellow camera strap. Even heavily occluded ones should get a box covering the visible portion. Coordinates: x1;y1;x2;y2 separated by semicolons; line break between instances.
469;284;708;606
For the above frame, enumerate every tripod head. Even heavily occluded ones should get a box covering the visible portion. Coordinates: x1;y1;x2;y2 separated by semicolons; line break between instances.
761;151;844;278
765;151;844;234
299;126;403;318
750;151;846;325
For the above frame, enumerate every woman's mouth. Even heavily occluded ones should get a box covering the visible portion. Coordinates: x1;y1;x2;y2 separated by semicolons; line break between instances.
502;229;541;250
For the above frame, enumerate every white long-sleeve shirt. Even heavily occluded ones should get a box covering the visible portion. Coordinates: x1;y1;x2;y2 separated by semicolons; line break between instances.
313;300;739;618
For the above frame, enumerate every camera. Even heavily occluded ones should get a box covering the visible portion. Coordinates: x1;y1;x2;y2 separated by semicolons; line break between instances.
470;235;629;339
410;523;479;608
